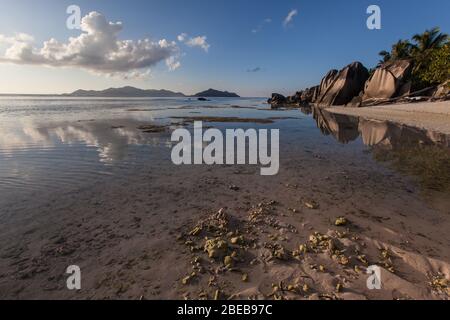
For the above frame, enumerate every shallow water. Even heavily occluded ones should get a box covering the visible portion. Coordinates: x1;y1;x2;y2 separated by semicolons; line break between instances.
1;97;449;300
0;96;449;208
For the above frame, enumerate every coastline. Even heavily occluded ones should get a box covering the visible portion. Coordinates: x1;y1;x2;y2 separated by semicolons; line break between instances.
320;101;450;135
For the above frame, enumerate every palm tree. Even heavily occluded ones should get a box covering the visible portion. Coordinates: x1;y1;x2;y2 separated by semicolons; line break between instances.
377;50;391;66
377;40;412;66
375;28;448;88
412;27;448;53
411;27;448;71
391;40;412;59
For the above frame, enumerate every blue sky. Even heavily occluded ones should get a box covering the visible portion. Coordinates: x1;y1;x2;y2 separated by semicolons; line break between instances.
0;0;449;96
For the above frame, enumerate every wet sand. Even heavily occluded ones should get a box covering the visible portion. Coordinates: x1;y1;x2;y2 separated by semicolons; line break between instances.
0;96;449;300
0;114;449;300
327;101;450;135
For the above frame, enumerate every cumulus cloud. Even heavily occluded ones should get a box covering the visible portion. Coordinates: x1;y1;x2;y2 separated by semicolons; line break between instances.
177;33;187;42
177;34;210;52
165;55;181;71
0;12;182;78
251;18;272;33
186;36;210;52
0;33;34;44
283;9;298;27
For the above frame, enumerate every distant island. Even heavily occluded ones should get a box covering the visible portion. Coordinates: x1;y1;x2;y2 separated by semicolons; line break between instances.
193;88;240;98
61;86;240;98
64;86;185;97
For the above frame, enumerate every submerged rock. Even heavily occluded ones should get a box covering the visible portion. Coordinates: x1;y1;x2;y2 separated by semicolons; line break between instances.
137;124;167;133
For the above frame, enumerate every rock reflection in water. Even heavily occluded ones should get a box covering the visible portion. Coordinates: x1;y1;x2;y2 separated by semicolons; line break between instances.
311;107;360;143
307;106;450;191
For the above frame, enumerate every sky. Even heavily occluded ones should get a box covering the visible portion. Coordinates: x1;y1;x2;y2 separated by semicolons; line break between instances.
0;0;449;97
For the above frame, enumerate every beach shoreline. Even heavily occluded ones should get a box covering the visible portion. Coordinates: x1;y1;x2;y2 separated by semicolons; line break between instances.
318;102;450;135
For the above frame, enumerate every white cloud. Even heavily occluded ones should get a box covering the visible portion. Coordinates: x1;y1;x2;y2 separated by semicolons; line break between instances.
0;33;34;44
283;9;298;27
252;18;272;33
186;36;210;52
177;34;210;52
177;33;187;42
0;12;182;78
165;55;181;71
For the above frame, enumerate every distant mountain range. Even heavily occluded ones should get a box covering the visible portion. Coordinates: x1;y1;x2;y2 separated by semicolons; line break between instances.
64;86;185;97
63;86;240;98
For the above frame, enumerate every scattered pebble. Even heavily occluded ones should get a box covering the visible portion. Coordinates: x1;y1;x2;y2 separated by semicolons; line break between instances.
335;217;348;226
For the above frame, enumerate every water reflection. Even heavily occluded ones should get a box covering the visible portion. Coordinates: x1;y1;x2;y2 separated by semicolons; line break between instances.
0;119;175;196
311;108;360;144
306;106;450;191
0;119;171;163
1;100;449;195
310;107;449;148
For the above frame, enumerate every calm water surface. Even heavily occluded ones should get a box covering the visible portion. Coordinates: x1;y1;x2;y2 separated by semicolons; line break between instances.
0;96;448;207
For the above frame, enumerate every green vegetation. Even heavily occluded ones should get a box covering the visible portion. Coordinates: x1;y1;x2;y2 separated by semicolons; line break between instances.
378;27;449;90
417;44;450;86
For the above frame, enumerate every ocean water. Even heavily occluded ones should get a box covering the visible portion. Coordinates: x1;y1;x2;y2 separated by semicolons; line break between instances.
0;96;448;208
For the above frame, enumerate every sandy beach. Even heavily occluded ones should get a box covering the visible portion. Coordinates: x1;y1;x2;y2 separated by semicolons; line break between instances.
1;139;448;300
0;98;448;300
326;101;450;135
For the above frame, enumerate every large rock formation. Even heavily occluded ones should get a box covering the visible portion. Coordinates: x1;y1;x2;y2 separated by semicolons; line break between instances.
317;69;338;100
362;59;413;103
268;57;446;109
312;85;320;102
286;92;302;104
301;86;319;103
346;93;364;108
316;62;369;106
269;88;319;106
268;93;287;105
432;80;450;100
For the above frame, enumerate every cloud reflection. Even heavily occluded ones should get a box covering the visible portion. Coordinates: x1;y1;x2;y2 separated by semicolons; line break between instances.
0;119;172;163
